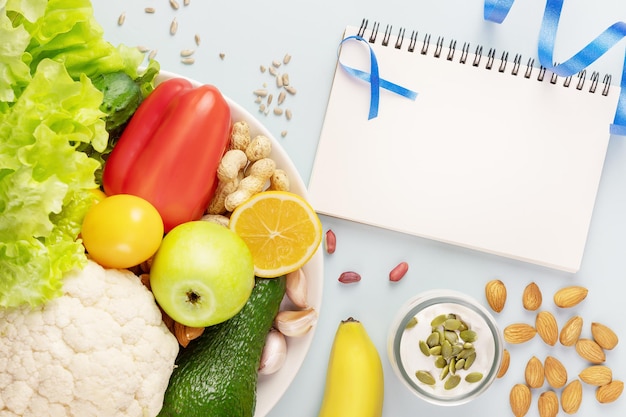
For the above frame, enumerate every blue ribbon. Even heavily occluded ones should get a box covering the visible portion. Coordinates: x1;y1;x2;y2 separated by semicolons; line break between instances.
484;0;626;135
339;35;418;119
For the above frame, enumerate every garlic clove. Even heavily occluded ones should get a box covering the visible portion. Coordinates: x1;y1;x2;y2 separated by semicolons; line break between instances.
285;268;308;308
274;307;318;337
258;328;288;375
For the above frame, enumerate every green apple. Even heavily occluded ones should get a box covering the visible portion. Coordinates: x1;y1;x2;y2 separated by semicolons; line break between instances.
149;221;255;327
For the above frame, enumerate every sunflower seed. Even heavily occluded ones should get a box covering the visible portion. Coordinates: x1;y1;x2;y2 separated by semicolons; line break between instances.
260;65;267;73
272;60;281;68
194;33;201;46
273;107;283;116
282;73;290;86
145;7;155;13
181;57;195;65
283;53;292;64
148;49;158;60
117;12;126;26
284;85;297;95
170;0;180;10
180;49;195;57
285;109;293;120
170;18;178;35
277;91;286;105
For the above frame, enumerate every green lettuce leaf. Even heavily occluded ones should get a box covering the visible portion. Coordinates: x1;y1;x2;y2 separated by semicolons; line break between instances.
0;59;105;308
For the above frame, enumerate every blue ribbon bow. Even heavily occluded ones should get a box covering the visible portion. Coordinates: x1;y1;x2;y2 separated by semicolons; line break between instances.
339;35;418;120
484;0;626;136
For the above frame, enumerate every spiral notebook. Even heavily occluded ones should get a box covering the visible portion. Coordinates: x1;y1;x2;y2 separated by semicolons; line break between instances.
308;20;620;273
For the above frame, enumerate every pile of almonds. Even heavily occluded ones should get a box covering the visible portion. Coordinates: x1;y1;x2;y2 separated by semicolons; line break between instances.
485;279;623;417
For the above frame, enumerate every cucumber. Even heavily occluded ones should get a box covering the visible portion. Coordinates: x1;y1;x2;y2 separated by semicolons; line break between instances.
158;276;286;417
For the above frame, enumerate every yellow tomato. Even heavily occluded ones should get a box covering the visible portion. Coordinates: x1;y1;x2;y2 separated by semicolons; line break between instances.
81;194;164;269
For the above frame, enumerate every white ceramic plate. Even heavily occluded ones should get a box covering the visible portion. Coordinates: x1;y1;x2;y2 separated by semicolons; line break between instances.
155;71;324;417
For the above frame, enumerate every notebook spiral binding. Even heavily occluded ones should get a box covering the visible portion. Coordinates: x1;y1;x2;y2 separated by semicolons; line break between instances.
358;18;612;96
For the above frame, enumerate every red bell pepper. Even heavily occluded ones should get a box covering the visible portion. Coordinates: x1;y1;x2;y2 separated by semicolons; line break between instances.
102;77;231;232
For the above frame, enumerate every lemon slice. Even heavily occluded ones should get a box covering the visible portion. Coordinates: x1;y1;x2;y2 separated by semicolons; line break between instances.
229;191;323;278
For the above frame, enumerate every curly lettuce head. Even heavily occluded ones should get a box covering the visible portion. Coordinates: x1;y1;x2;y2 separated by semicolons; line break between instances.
0;0;158;308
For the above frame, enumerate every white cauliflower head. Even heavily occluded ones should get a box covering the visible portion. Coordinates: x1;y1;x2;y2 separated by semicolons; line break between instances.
0;260;179;417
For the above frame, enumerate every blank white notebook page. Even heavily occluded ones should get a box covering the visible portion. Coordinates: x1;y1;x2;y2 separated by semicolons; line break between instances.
308;24;620;272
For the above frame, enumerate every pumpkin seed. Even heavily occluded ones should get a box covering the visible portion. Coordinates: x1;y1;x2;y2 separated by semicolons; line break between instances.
451;344;463;356
444;318;462;331
405;316;418;329
449;357;457;375
457;347;476;360
464;352;477;370
441;340;452;359
431;314;448;327
455;358;466;370
460;329;477;342
439;365;450;380
465;372;484;383
426;331;440;347
444;330;458;344
419;340;430;356
415;370;436;385
434;356;447;368
429;345;442;356
444;374;461;390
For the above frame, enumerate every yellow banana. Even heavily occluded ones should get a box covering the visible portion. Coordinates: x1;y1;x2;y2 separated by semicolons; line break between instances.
318;317;384;417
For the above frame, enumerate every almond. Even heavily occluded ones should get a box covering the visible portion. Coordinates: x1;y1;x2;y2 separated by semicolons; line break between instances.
535;311;558;346
579;365;613;386
485;279;507;313
538;390;559;417
575;338;606;364
544;356;567;389
525;355;545;388
553;285;588;308
561;379;583;414
510;383;532;417
559;315;583;347
504;323;537;344
497;348;511;378
522;281;542;311
596;379;624;404
591;322;619;350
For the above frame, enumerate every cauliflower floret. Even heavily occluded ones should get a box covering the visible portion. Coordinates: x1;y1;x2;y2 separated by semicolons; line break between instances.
0;260;179;417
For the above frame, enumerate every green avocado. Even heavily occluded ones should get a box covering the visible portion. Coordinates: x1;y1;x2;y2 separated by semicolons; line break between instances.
158;276;287;417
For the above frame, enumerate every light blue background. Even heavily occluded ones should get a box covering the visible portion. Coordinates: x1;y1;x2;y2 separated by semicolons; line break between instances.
94;1;626;416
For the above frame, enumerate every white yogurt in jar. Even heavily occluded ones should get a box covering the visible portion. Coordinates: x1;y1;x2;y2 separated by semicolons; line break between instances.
397;301;497;400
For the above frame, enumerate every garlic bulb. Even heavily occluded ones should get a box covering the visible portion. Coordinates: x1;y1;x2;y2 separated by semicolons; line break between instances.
258;329;287;375
274;307;318;337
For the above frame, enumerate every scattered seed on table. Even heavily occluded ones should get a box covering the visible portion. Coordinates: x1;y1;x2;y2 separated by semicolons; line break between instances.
181;57;195;65
184;0;190;5
137;45;150;53
169;0;180;10
285;109;293;120
254;96;262;104
170;18;178;35
284;85;297;95
144;7;155;13
282;73;290;86
260;65;267;73
266;94;273;106
283;53;292;64
269;66;277;76
281;130;288;137
219;52;225;60
259;104;266;113
276;75;283;88
117;12;126;26
277;91;286;105
180;49;195;57
148;49;158;60
254;89;268;97
194;34;201;46
272;60;281;68
273;107;284;116
339;271;361;284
